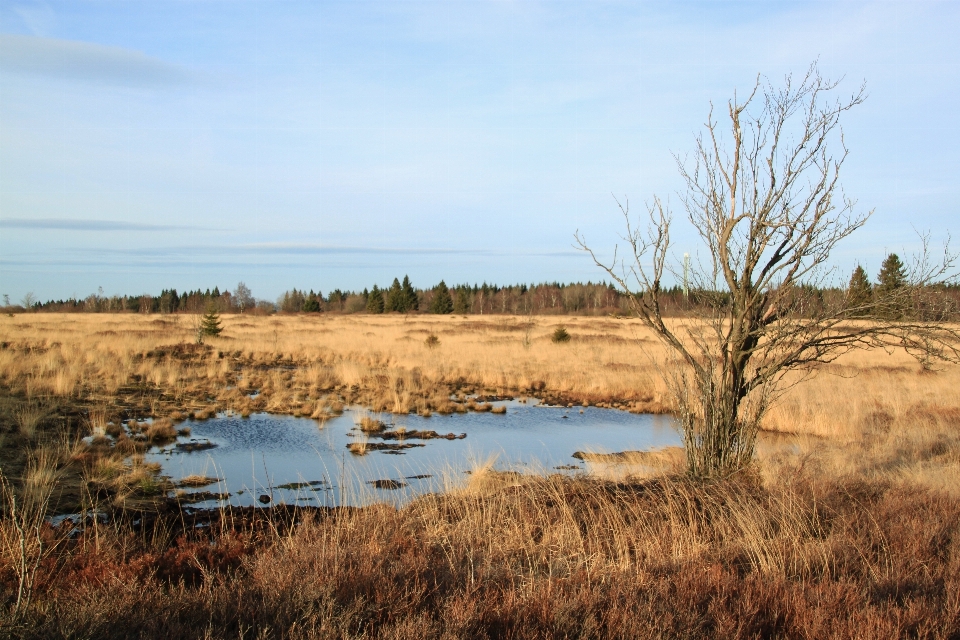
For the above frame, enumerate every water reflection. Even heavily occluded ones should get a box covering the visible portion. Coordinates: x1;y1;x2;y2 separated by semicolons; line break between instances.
147;400;680;509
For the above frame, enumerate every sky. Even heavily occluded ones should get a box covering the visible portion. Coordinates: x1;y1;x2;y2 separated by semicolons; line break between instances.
0;0;958;303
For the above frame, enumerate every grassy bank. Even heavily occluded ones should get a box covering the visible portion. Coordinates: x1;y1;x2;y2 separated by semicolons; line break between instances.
1;313;959;637
3;468;959;638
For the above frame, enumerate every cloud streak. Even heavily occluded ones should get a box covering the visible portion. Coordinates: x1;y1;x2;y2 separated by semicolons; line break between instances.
0;33;192;86
238;243;488;256
0;218;211;231
0;243;580;266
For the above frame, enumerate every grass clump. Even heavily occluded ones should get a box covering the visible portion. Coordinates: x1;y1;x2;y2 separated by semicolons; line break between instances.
177;475;219;488
347;436;369;456
355;412;386;432
15;402;47;440
144;418;177;443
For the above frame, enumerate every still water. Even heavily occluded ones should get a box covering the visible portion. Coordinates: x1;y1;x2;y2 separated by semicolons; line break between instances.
147;400;680;508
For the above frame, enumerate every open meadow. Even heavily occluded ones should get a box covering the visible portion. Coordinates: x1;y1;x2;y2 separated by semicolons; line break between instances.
2;312;960;638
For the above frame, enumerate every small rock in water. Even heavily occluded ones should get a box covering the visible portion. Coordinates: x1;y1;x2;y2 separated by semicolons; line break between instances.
258;494;271;504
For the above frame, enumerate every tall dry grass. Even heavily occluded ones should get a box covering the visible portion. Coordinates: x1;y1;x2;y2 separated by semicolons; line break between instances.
3;466;958;638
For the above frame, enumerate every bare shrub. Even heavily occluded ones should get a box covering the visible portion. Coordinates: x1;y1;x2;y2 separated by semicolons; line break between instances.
0;448;60;620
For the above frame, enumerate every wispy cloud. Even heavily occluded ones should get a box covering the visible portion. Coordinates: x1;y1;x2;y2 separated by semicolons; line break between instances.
238;242;488;256
161;243;580;259
0;33;192;86
0;218;211;231
0;242;580;266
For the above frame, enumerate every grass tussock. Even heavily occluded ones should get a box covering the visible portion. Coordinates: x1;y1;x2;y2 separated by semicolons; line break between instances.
176;475;220;488
14;402;47;440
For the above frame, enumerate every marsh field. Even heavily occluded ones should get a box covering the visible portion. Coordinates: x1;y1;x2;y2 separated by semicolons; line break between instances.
1;312;960;638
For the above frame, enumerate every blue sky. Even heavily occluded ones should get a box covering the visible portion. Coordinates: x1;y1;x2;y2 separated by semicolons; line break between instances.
1;1;957;302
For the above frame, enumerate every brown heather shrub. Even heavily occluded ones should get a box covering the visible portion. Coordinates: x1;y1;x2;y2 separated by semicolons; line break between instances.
3;470;960;638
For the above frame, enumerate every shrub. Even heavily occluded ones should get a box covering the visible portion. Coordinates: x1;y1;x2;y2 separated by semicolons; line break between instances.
551;326;571;343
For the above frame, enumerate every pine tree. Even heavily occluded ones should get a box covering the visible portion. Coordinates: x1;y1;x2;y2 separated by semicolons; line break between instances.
401;275;418;311
430;281;453;314
366;285;385;314
847;265;873;316
385;278;404;313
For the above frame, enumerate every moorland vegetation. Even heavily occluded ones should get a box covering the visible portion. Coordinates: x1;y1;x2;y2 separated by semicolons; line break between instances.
0;313;959;637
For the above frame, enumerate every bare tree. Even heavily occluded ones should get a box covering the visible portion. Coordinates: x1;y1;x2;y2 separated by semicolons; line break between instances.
577;64;959;478
234;281;254;314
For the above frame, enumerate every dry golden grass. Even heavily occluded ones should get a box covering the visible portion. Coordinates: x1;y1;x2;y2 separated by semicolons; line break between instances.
1;312;959;498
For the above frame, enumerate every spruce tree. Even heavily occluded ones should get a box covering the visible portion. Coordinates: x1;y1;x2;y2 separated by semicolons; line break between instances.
385;278;404;313
877;253;909;319
366;285;385;314
847;265;873;316
877;253;907;293
430;281;454;314
328;289;345;311
196;303;223;343
302;290;321;313
453;287;471;314
401;275;418;311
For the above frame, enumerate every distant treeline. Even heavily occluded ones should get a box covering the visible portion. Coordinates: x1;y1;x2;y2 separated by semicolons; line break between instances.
9;271;960;319
13;279;653;316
